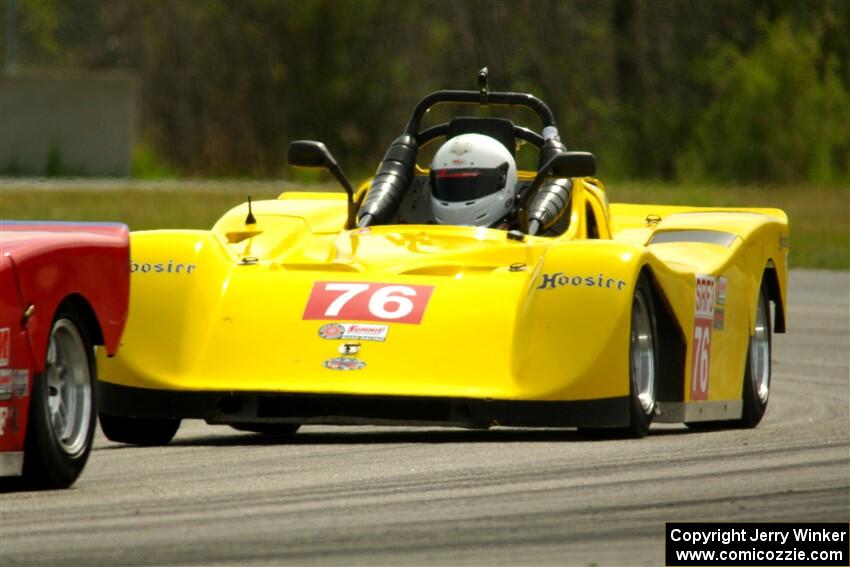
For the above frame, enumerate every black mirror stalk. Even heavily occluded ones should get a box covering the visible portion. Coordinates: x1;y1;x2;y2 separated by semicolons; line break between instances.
517;151;597;234
288;140;357;230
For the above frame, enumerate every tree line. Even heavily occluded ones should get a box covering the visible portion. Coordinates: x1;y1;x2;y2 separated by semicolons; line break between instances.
2;0;848;183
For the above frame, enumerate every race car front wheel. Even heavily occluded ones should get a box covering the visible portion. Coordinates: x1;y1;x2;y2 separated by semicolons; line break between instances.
23;310;97;488
624;274;658;437
100;414;181;446
579;273;658;439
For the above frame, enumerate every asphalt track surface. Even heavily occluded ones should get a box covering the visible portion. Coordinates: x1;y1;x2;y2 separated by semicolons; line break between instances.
1;269;848;566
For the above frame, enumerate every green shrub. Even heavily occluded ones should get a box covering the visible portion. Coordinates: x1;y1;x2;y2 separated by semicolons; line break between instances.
132;144;178;179
680;19;850;184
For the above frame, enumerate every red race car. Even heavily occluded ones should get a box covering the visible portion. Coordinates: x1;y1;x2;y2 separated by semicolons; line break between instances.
1;221;129;488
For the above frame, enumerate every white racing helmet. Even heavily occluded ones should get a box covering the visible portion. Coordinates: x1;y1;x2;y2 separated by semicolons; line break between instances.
429;133;518;227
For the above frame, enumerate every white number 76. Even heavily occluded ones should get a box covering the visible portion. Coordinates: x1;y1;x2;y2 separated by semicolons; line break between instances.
322;283;417;320
324;283;369;316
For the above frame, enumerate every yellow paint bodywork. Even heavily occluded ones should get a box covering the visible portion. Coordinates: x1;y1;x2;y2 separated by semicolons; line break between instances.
99;178;789;414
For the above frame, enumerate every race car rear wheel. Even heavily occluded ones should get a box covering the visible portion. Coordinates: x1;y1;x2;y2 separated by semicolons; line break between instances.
579;274;658;439
686;280;772;430
229;423;301;436
23;310;97;488
99;414;181;446
738;282;771;427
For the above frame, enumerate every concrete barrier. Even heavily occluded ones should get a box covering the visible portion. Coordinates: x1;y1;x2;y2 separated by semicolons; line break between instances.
0;71;136;176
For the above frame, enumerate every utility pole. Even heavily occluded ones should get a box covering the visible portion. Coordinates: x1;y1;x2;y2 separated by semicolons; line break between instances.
4;0;17;75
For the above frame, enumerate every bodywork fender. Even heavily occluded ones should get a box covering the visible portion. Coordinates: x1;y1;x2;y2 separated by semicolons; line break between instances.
514;240;675;401
116;230;233;385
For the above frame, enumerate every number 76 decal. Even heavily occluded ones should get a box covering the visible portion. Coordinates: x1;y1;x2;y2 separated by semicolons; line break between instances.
303;282;435;324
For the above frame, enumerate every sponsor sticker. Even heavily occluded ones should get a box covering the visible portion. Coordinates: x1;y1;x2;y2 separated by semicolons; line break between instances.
0;406;16;437
338;343;360;355
1;369;30;400
318;323;389;342
304;282;434;324
0;370;11;401
319;323;345;339
322;356;366;371
0;327;9;367
691;275;716;401
12;370;28;398
713;276;728;330
538;272;627;291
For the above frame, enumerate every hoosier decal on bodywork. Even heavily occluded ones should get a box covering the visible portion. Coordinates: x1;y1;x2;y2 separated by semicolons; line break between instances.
304;282;434;324
130;260;196;274
537;273;627;291
691;275;716;400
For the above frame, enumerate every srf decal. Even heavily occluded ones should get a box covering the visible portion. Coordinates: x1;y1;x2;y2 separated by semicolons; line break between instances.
304;282;434;324
0;327;9;367
691;275;716;400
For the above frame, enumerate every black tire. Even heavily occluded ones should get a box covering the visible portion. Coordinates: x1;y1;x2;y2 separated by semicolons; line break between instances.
100;414;181;446
738;282;771;427
229;423;301;436
22;308;97;489
579;273;658;439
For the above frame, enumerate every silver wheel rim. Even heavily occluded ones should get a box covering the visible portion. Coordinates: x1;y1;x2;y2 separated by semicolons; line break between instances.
45;319;92;457
751;292;770;403
631;291;656;414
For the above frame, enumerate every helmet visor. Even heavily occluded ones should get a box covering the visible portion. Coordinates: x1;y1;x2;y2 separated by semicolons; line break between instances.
430;165;508;202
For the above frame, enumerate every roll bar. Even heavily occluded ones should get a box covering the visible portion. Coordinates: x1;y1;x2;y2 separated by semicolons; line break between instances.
403;68;558;136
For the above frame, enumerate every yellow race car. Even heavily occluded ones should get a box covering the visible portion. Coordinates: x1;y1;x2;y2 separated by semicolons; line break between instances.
98;70;788;443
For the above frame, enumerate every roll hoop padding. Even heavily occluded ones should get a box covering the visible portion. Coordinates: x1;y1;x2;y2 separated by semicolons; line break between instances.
358;134;419;226
526;136;571;230
537;136;568;170
529;179;572;230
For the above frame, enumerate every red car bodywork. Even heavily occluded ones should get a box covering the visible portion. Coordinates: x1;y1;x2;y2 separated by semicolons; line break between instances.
0;221;130;477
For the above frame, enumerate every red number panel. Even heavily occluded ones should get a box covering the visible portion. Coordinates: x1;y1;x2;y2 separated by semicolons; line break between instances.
303;282;434;324
690;275;716;400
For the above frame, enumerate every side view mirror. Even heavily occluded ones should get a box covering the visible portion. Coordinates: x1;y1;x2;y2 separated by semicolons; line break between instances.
288;140;356;229
539;151;596;179
518;151;597;235
288;140;337;169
